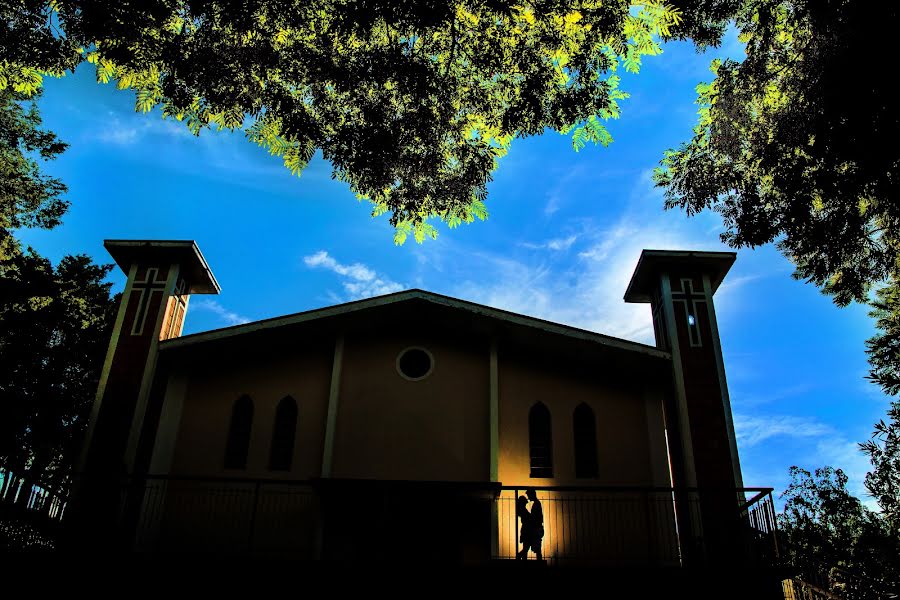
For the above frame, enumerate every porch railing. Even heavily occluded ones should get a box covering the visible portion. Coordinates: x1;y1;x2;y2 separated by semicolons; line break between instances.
496;486;779;567
112;476;779;566
122;475;319;555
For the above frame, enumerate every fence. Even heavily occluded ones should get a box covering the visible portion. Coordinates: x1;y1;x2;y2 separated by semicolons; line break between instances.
123;475;318;556
116;477;779;566
0;468;69;551
495;486;779;567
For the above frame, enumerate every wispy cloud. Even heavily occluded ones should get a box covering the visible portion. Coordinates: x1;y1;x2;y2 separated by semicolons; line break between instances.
543;164;591;216
815;435;877;510
98;126;140;145
89;108;331;193
446;170;732;344
731;381;817;409
734;414;833;447
521;235;578;252
452;226;671;343
305;250;376;281
716;273;762;298
304;250;405;300
193;299;251;326
544;194;563;216
732;412;877;507
95;112;194;146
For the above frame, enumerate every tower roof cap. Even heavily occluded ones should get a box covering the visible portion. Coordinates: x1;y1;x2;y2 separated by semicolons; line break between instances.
624;249;736;303
104;239;220;294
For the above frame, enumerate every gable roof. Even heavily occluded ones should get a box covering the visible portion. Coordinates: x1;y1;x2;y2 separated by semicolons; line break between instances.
161;289;670;360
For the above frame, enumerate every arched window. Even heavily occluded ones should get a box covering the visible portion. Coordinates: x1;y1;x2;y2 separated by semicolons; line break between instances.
224;395;253;469
529;402;553;478
573;403;599;478
269;396;298;471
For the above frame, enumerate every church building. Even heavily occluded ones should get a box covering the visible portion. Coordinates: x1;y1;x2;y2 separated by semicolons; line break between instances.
70;239;780;578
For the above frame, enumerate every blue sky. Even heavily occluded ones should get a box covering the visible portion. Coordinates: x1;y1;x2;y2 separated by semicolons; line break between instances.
17;30;889;506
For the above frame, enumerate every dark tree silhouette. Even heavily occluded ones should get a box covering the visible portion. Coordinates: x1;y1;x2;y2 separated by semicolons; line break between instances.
0;239;117;504
779;466;899;599
0;0;745;241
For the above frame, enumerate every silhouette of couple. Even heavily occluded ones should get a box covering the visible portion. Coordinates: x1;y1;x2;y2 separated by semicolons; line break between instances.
516;488;544;560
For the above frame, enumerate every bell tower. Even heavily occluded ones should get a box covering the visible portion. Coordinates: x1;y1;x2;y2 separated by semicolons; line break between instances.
625;250;743;561
78;240;219;480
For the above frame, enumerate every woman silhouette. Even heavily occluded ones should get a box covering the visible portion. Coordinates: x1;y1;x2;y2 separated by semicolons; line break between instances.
525;488;544;560
516;495;532;560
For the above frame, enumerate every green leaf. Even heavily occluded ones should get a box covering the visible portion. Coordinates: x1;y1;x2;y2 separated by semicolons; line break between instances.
571;116;613;152
393;221;412;246
135;89;156;113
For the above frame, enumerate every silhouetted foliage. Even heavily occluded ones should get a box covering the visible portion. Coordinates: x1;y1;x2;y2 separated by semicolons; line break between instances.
656;0;899;308
655;1;900;549
867;283;900;397
779;466;899;599
0;0;748;242
0;42;117;504
0;87;68;251
864;287;900;530
0;238;117;498
860;411;900;534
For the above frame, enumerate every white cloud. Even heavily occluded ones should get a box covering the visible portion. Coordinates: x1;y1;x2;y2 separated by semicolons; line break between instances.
815;436;878;510
521;235;578;252
193;299;251;326
543;164;590;216
544;193;562;216
98;126;139;145
447;171;732;344
734;414;834;448
730;381;817;409
304;250;404;300
452;229;656;342
547;236;577;251
715;274;761;298
733;413;876;509
304;250;376;282
95;112;193;146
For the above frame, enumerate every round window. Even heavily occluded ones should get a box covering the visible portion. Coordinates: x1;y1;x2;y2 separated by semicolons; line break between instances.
396;347;434;381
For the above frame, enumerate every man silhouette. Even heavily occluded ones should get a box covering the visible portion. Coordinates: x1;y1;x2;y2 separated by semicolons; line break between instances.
525;488;544;561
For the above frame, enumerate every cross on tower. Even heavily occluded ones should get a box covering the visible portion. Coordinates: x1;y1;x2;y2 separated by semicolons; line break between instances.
131;267;168;336
671;278;706;347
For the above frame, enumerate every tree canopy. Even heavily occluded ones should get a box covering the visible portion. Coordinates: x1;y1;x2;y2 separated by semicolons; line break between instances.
655;0;899;307
864;285;900;529
3;2;900;574
0;238;117;491
1;0;745;242
779;466;899;598
653;1;900;529
0;47;116;499
0;86;68;254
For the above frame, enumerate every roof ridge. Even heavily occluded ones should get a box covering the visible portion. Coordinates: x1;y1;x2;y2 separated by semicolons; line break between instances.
162;288;669;359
